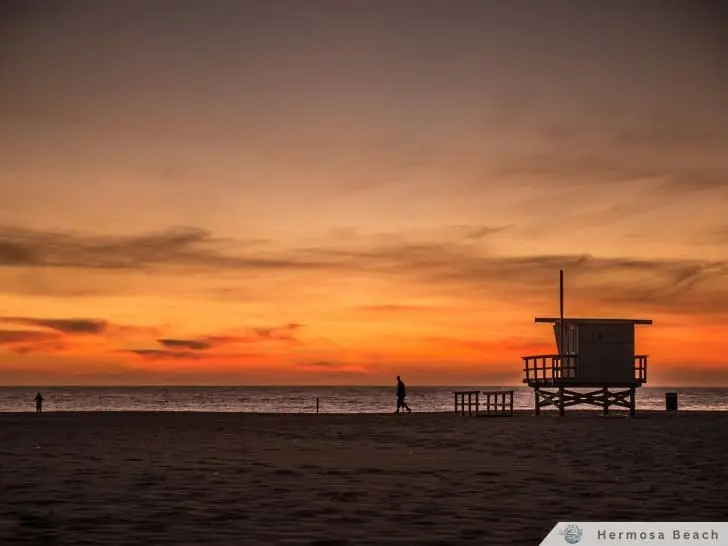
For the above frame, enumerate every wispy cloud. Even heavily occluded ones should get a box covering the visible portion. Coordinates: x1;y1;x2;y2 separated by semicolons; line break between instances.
495;150;727;195
539;107;724;150
0;316;158;338
606;107;727;151
0;316;163;357
701;226;728;245
314;242;728;317
296;360;367;374
0;224;512;274
297;360;351;369
451;225;511;240
0;329;59;344
422;335;554;356
125;349;200;360
123;323;305;361
0;314;305;358
0;317;107;334
0;329;67;355
352;304;449;314
660;172;728;193
157;338;212;351
155;324;304;351
0;225;320;271
249;323;302;342
488;106;728;196
2;225;727;317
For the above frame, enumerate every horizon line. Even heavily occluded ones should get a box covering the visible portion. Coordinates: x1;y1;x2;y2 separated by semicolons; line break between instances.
1;384;725;389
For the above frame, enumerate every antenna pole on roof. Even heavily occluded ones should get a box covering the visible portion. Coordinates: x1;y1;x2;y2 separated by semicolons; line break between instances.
559;269;565;356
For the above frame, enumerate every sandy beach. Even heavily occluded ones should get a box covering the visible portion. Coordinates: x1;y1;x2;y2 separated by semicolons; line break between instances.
2;411;727;545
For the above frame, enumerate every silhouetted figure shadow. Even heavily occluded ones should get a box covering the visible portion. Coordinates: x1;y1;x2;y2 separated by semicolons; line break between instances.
395;376;411;413
35;392;44;413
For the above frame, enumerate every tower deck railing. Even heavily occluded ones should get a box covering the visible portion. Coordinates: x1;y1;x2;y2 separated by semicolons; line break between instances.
522;354;648;386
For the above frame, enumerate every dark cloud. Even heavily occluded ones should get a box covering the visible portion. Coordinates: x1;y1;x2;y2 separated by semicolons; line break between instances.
297;360;350;369
0;317;161;357
155;324;304;352
0;316;108;334
0;328;66;355
422;335;553;355
314;242;728;316
10;340;70;355
0;225;324;271
452;225;510;240
0;224;513;275
124;323;306;361
157;338;211;350
0;329;58;344
126;349;200;360
124;346;267;362
250;323;302;342
0;316;159;339
202;335;249;345
296;360;367;376
2;225;727;318
353;304;443;313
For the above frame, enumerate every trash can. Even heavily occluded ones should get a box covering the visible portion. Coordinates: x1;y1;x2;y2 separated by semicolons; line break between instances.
665;392;678;411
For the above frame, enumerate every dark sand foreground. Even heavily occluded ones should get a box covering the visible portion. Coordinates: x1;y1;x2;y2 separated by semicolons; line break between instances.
2;411;727;545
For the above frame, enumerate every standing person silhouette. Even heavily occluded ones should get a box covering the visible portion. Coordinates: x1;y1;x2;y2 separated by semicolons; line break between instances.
35;392;44;413
395;376;411;413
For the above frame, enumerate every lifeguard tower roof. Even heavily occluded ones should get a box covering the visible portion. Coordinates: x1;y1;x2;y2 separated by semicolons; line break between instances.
534;317;652;325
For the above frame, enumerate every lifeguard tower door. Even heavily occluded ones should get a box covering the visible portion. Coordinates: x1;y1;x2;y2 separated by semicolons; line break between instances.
553;323;578;378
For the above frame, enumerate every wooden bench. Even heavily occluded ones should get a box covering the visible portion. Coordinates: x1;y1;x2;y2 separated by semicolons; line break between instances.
453;390;514;417
453;390;481;416
481;390;514;416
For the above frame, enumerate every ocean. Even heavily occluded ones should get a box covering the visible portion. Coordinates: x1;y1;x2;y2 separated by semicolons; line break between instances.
1;386;727;413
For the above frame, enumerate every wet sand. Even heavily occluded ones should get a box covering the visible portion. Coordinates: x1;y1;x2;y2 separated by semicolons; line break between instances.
1;411;727;545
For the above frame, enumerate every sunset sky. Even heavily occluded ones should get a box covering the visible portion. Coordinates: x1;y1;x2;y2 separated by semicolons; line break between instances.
1;0;727;386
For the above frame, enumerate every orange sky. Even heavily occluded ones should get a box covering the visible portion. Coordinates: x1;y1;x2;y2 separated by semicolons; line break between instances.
1;1;727;385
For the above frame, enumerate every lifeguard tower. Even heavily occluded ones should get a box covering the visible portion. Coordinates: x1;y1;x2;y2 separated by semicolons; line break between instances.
522;270;651;416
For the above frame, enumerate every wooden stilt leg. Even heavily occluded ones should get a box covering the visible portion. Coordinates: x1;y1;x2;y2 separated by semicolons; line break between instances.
630;387;636;417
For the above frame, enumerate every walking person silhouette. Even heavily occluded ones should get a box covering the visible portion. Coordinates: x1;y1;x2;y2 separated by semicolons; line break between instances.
35;392;44;413
395;376;411;413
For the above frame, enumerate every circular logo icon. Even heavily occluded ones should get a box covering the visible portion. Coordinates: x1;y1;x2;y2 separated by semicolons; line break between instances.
562;523;583;544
